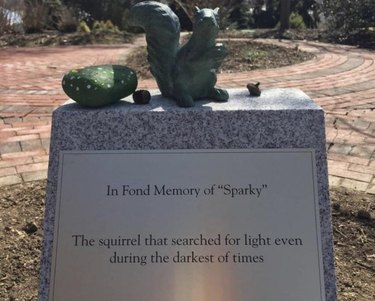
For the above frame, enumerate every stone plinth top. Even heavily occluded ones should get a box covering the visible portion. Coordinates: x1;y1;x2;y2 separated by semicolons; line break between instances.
59;88;322;113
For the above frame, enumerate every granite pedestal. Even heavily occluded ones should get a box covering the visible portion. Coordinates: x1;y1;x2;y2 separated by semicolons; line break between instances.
39;88;336;300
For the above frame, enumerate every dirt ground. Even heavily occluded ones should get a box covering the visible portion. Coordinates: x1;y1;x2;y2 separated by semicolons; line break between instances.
0;30;134;48
125;39;315;80
2;28;372;49
0;32;316;90
0;181;373;300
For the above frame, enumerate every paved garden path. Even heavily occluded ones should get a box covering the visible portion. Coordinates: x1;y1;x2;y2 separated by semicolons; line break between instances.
0;37;374;193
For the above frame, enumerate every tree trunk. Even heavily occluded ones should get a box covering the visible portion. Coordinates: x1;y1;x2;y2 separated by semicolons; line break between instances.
279;0;291;34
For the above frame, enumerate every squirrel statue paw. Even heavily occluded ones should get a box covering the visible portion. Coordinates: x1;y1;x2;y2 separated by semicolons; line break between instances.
210;88;229;102
176;94;195;108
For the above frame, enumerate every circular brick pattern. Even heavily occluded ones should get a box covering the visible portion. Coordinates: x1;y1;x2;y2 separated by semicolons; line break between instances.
0;37;374;193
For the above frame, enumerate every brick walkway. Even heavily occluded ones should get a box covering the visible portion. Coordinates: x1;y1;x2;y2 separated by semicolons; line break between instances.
0;37;374;193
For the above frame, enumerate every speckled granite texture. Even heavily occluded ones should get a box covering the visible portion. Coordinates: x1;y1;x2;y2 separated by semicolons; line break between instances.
40;88;336;301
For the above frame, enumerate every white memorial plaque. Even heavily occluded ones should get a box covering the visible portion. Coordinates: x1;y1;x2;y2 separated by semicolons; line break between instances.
50;149;325;301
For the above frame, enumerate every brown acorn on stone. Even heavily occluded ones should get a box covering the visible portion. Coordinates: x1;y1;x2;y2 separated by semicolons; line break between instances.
133;90;151;104
247;82;261;96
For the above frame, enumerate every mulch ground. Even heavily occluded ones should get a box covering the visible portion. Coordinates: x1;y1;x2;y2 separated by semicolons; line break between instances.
0;30;134;48
125;39;315;80
0;181;374;300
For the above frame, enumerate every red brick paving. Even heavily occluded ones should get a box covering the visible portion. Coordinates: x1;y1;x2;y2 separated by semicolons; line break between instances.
0;37;374;193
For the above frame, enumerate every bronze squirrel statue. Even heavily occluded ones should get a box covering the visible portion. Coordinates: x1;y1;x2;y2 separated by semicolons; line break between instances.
129;1;229;107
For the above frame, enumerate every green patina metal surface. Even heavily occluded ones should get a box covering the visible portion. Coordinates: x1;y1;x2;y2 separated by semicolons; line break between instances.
130;1;228;107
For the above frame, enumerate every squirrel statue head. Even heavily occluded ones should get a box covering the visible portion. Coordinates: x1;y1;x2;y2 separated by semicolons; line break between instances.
192;7;220;36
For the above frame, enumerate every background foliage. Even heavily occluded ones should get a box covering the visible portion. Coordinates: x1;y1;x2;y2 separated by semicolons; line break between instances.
321;0;375;43
1;0;374;47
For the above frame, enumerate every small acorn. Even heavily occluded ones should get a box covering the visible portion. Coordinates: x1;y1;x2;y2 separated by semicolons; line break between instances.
133;90;151;104
247;82;261;96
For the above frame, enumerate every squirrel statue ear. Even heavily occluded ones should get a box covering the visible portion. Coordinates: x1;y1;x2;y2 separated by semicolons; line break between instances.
194;6;200;13
213;7;220;14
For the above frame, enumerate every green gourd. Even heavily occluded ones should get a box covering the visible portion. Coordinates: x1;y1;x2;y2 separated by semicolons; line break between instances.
62;65;138;107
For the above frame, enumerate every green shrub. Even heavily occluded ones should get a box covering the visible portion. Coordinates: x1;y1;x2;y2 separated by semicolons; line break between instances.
104;20;120;33
77;20;91;33
289;12;306;29
321;0;375;47
229;0;254;29
322;0;375;34
92;20;120;33
92;20;102;31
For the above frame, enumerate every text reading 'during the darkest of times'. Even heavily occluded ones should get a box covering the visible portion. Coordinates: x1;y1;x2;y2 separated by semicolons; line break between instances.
70;233;304;266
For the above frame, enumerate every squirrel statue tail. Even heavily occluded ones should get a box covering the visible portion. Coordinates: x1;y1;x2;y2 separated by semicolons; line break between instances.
129;1;180;97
